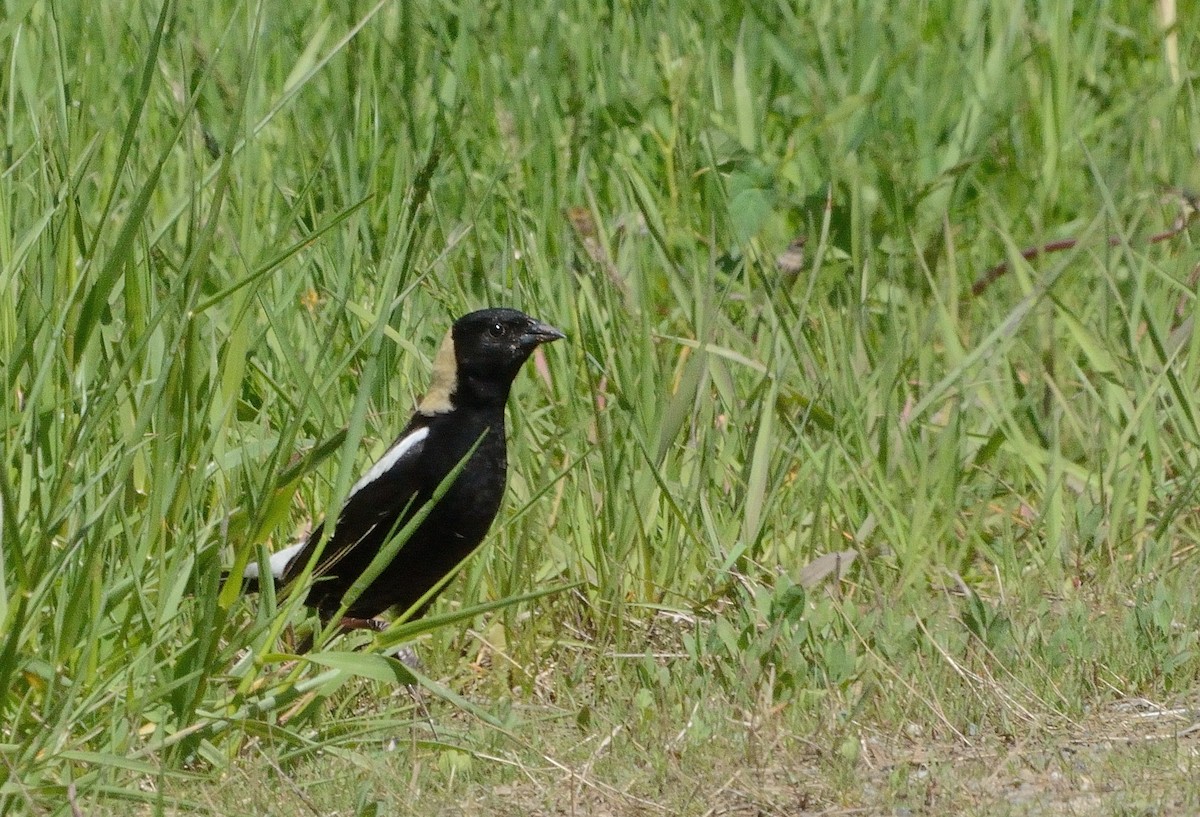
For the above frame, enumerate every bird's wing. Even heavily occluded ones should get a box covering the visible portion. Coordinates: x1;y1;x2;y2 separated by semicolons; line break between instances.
280;421;430;586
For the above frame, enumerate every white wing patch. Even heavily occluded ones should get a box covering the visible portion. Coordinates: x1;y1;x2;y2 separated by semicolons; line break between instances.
242;427;428;581
348;426;430;498
243;540;307;580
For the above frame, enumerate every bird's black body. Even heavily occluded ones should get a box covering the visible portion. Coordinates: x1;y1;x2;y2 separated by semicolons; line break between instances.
291;396;509;620
241;308;564;627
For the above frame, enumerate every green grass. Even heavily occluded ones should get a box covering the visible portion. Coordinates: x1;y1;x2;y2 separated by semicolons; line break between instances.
3;0;1199;814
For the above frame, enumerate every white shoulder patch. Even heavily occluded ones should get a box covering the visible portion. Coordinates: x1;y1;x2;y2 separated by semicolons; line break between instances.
244;540;307;580
348;426;430;497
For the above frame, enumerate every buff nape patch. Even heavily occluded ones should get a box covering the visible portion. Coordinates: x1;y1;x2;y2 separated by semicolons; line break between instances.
417;331;457;414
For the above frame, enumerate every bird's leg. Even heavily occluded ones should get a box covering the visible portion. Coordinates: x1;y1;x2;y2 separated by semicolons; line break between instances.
336;616;388;633
291;616;384;653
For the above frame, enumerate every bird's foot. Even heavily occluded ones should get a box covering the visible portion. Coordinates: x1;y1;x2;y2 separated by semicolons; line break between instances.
390;645;423;671
334;617;422;671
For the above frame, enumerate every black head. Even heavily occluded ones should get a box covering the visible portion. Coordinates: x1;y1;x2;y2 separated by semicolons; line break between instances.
419;308;565;414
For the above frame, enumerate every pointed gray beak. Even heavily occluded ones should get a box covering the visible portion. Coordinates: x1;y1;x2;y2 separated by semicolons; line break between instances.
525;320;566;345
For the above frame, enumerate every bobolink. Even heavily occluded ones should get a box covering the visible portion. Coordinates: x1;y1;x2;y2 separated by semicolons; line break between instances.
236;307;564;636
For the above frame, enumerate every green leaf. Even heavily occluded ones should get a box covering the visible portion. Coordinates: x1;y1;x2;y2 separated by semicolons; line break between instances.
732;19;756;151
304;652;416;686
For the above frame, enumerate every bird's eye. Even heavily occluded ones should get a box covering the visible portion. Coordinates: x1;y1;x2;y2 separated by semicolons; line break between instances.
489;323;507;338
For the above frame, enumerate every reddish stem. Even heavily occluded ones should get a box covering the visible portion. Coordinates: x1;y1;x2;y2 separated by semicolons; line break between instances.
972;221;1193;297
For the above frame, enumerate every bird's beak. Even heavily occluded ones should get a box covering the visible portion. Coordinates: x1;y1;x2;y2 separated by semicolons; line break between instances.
525;320;566;346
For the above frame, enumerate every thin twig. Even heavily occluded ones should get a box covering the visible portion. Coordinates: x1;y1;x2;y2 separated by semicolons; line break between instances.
972;191;1198;296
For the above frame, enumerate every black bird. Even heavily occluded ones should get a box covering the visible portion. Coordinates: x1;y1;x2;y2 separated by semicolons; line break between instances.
238;307;565;635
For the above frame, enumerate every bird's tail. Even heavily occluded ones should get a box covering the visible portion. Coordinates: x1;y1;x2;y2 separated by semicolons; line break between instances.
223;540;307;595
220;569;266;595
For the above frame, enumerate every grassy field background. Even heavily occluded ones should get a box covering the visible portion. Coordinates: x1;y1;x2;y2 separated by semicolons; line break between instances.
3;1;1200;814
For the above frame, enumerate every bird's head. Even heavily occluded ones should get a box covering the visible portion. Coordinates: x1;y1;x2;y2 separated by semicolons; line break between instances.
419;308;565;414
